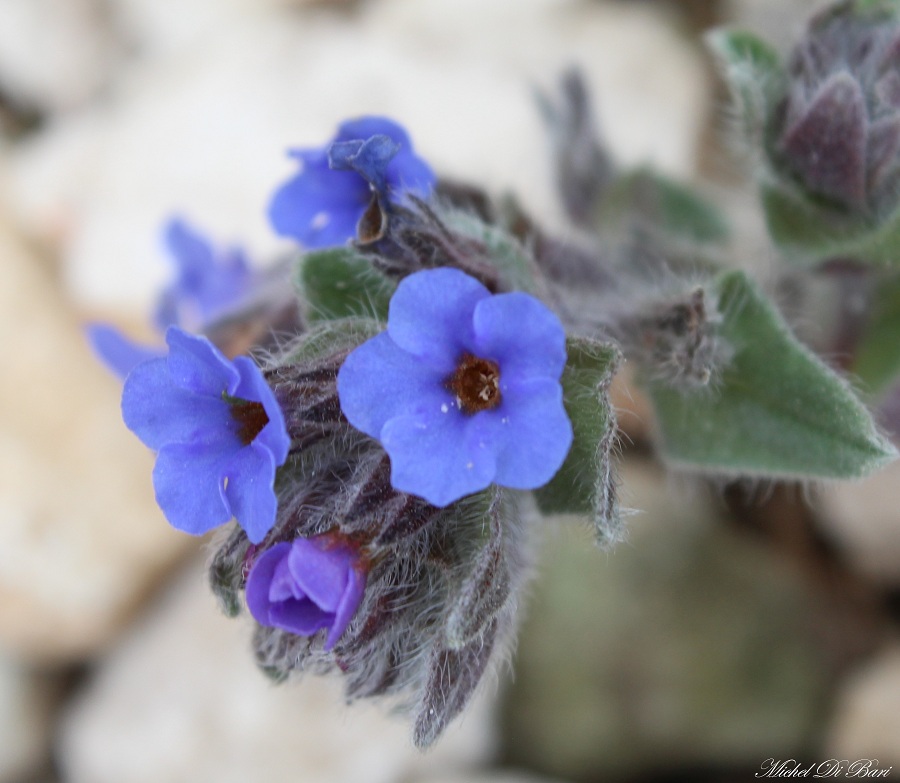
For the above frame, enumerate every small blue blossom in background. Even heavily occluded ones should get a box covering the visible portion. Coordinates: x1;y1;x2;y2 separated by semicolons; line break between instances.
87;218;257;380
154;217;256;331
337;267;573;507
268;116;435;248
245;535;367;650
121;326;290;543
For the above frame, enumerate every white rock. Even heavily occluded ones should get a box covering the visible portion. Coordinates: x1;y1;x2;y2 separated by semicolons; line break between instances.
0;0;119;111
0;220;192;661
7;0;707;315
817;462;900;583
0;656;51;783
827;643;900;766
58;556;497;783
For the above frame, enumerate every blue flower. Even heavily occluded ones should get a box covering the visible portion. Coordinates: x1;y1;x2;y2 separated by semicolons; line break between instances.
86;322;165;380
87;218;257;381
122;326;290;543
268;116;435;248
245;536;367;650
154;218;256;331
337;268;573;507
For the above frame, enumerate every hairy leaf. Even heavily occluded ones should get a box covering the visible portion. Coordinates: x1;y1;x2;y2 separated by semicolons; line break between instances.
298;247;395;322
598;167;730;245
763;181;900;266
706;28;785;147
852;272;900;396
445;491;511;649
647;271;896;478
413;621;498;749
534;338;624;547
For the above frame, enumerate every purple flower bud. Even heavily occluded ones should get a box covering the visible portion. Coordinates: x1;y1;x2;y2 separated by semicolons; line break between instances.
776;2;900;211
245;536;367;650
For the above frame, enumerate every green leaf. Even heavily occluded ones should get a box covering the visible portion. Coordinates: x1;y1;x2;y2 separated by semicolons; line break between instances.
647;271;896;479
706;28;785;146
852;272;900;396
298;247;395;322
281;317;382;364
763;181;900;266
534;338;624;547
598;167;730;245
442;209;540;293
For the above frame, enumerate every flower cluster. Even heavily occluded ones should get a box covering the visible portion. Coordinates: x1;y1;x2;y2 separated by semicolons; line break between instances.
105;113;592;746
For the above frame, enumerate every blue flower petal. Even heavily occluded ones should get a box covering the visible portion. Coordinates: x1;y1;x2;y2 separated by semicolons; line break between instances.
232;356;291;463
165;327;240;397
246;542;291;622
329;135;400;194
268;150;369;248
155;219;255;330
325;565;366;650
86;323;164;381
288;538;351;612
164;218;216;283
473;292;567;383
222;442;278;544
381;411;497;506
153;441;235;535
386;150;436;196
270;600;332;636
493;378;573;489
387;267;491;371
335;116;412;149
338;331;451;439
269;555;305;601
122;357;237;450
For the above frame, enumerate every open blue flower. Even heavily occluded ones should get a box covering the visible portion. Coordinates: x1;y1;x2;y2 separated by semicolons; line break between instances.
88;218;257;380
246;536;367;650
337;268;573;507
268;116;435;248
122;326;290;543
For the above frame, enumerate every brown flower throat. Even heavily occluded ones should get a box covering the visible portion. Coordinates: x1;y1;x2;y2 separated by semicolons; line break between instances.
447;353;502;414
228;399;270;444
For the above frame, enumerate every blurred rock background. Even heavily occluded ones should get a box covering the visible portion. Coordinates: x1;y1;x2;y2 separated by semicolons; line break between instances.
2;0;898;781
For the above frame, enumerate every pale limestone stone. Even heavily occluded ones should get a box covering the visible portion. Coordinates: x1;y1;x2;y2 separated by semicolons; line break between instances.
6;0;707;316
0;0;119;111
0;221;192;661
827;643;900;766
817;461;900;583
0;656;51;783
58;556;496;783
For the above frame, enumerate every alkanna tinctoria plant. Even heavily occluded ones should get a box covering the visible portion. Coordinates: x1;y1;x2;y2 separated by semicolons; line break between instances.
90;0;900;749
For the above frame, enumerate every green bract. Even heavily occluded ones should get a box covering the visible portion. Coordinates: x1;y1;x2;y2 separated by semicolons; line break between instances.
534;338;622;548
646;271;897;479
